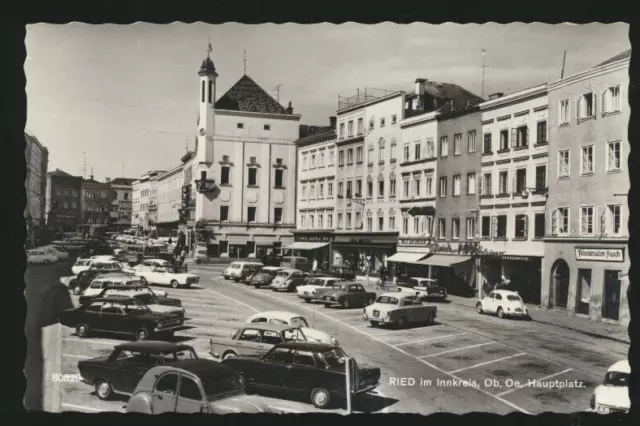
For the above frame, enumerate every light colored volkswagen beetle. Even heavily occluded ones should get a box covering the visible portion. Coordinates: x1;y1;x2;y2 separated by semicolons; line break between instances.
245;311;339;346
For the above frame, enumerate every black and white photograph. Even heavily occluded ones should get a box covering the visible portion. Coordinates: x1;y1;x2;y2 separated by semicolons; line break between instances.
23;22;631;415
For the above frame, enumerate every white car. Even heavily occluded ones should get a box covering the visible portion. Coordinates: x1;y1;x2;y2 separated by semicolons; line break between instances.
72;258;134;275
222;261;263;281
476;290;530;319
137;265;200;288
40;245;69;260
99;288;184;316
297;276;340;302
245;311;338;346
590;360;630;414
82;274;145;298
132;259;171;272
27;249;59;265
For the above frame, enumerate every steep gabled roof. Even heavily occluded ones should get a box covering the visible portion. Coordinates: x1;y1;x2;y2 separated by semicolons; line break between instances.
296;126;336;146
412;81;484;103
214;75;289;114
47;169;75;178
594;49;631;68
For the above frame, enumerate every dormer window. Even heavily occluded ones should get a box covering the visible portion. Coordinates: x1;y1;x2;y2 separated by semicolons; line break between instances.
276;158;283;165
237;123;244;129
380;118;386;127
250;156;257;163
222;155;230;162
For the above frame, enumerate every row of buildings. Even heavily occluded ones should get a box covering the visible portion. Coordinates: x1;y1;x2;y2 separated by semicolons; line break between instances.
131;47;629;326
24;132;49;246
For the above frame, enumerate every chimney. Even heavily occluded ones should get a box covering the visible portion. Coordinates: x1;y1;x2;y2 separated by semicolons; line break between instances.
329;116;337;128
285;101;294;114
415;78;427;95
105;177;111;184
489;92;504;100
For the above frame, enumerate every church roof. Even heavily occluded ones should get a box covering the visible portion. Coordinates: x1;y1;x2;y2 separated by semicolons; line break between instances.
214;75;289;115
594;49;631;68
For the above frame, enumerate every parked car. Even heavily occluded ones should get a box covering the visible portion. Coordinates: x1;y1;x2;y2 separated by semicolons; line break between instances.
80;286;184;317
61;269;133;295
58;297;186;341
209;323;310;361
125;360;274;413
136;265;200;289
27;249;59;265
476;290;530;319
222;342;381;409
40;245;69;260
245;311;338;346
247;266;282;288
71;258;127;275
193;247;209;264
132;259;171;272
222;262;263;282
318;282;377;309
297;276;340;303
77;341;199;400
269;268;308;292
399;277;448;300
589;360;630;414
325;266;357;280
363;293;437;327
81;273;146;298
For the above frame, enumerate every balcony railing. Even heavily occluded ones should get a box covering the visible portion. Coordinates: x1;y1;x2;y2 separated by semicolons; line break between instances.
195;179;217;193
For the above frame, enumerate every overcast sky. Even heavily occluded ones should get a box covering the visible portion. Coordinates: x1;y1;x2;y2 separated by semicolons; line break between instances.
25;23;629;181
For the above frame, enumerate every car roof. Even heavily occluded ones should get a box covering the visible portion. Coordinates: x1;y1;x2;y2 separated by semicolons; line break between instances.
94;273;138;280
278;268;300;273
411;277;437;281
379;292;404;299
247;311;301;321
259;266;281;271
90;296;137;303
607;360;630;374
492;290;520;295
240;323;299;332
115;341;193;354
274;341;335;352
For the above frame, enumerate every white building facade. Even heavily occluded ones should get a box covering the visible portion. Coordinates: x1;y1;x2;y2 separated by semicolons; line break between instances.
155;165;184;237
131;170;164;233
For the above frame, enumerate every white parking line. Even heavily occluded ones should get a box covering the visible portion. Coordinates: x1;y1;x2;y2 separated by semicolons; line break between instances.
204;289;259;313
63;354;91;359
272;406;304;413
495;368;574;397
448;353;526;374
227;284;531;414
420;342;495;358
61;403;115;412
64;337;121;346
339;315;364;321
393;333;468;347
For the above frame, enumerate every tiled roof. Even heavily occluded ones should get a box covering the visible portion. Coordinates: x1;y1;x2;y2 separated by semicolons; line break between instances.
214;75;289;114
48;169;75;178
436;98;482;116
407;81;484;103
296;126;336;145
110;178;136;185
594;49;631;68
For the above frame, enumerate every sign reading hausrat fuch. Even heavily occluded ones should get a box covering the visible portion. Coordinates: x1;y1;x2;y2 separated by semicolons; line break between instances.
575;248;624;262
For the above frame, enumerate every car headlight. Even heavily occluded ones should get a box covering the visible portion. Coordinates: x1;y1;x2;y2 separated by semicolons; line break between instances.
596;405;611;414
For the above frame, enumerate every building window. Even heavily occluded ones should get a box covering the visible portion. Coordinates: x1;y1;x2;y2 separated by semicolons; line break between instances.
438;219;446;239
577;269;592;306
329;149;335;166
515;169;526;193
327;213;333;228
347;120;354;138
391;114;397;125
309;214;314;229
390;179;396;197
310;184;316;199
346;213;352;229
535;165;546;191
369;119;374;130
378;180;384;197
318;214;323;229
63;201;69;209
355;179;362;196
374;216;382;231
319;183;324;197
581;145;594;175
378;145;385;162
403;180;410;198
237;123;244;129
220;206;229;221
247;207;256;223
468;131;477;152
481;173;492;195
580;206;594;235
603;204;622;235
368;147;374;164
425;139;434;158
559;99;570;124
357;118;364;135
534;213;545;239
414;143;421;160
536;121;547;143
403;217;409;234
380;117;386;127
310;154;316;169
337;182;343;197
495;215;507;239
301;185;307;199
552;207;570;236
413;177;421;197
412;217;419;234
302;155;308;170
274;169;284;188
367;217;373;231
439;177;447;197
403;145;410;162
440;136;448;157
201;81;205;102
221;166;230;185
452;218;460;239
347;149;354;164
389;215;396;231
483;133;492;153
339;123;345;139
607;141;621;171
467;173;476;195
466;217;476;239
346;181;352;198
366;181;373;198
558;150;570;177
264;124;271;131
499;129;509;150
338;150;344;166
498;171;508;195
328;182;333;197
356;147;363;163
602;85;621;114
514;126;528;148
337;213;343;228
481;216;491;238
515;214;528;239
425;175;433;197
453;175;461;196
248;168;258;186
390;144;397;161
577;92;595;120
453;134;462;155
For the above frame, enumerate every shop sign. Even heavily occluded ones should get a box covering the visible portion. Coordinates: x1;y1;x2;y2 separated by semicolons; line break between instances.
296;234;331;242
501;255;533;262
575;248;624;262
333;236;396;244
398;238;432;246
428;242;505;257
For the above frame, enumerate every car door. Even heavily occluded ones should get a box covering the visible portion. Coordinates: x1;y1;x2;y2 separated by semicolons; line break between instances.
80;304;103;329
493;293;503;313
145;267;161;284
233;328;263;357
484;292;495;312
99;303;127;333
151;372;179;413
279;350;319;393
351;284;366;305
249;347;292;391
175;374;207;413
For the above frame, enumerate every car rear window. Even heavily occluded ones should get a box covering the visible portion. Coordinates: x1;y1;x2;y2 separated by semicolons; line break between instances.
506;295;522;301
229;263;240;268
376;296;399;304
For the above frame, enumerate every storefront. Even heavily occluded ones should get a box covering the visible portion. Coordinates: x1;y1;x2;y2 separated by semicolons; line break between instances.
542;242;629;325
418;249;476;297
388;237;433;278
331;232;398;271
156;220;180;238
476;254;542;304
284;232;332;266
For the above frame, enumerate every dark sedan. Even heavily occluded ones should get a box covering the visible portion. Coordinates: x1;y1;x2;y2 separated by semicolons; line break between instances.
77;341;198;400
325;266;357;280
222;342;381;409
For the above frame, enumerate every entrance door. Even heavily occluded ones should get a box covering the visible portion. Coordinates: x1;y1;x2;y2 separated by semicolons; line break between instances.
602;270;621;321
550;259;570;309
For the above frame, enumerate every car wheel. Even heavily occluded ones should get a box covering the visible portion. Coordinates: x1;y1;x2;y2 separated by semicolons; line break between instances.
254;284;260;289
95;380;113;401
341;299;350;309
323;303;331;308
134;327;151;341
76;323;90;338
398;317;408;328
234;278;240;283
222;351;237;360
370;321;379;327
476;302;483;314
170;280;179;289
43;260;50;264
304;298;311;303
73;286;82;295
224;276;230;280
497;307;505;319
311;387;331;409
139;277;148;285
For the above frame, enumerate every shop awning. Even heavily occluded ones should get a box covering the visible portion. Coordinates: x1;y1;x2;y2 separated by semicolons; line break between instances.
418;254;472;267
386;252;428;264
283;242;329;250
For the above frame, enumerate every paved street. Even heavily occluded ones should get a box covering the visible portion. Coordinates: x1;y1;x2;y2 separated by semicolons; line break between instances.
29;262;628;414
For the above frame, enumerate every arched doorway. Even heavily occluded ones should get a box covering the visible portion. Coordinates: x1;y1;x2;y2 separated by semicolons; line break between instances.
550;259;570;309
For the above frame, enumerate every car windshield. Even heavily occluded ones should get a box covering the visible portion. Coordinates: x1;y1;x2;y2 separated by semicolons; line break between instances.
290;317;309;327
332;285;347;291
258;268;277;275
202;371;245;401
322;348;348;368
506;295;522;301
229;263;240;268
376;296;399;304
89;281;103;289
159;348;198;362
124;300;151;312
603;371;629;387
135;294;157;305
419;280;437;287
276;271;291;278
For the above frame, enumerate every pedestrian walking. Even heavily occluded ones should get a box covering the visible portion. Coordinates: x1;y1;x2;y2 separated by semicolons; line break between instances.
312;258;318;273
